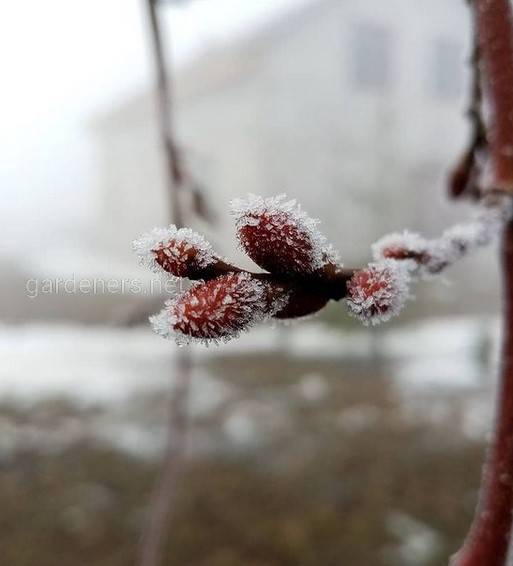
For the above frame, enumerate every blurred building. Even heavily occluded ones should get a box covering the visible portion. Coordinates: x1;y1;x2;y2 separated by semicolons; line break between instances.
91;0;500;315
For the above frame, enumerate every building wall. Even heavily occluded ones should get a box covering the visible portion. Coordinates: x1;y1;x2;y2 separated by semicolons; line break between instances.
174;0;471;259
91;99;169;263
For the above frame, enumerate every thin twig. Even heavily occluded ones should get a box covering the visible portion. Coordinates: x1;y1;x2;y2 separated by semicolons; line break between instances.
449;3;487;199
138;2;192;566
138;353;191;566
146;0;213;223
146;0;185;224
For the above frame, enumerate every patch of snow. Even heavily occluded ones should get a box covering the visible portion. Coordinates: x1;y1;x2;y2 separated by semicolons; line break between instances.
385;511;442;565
337;405;380;432
297;373;329;402
223;407;259;446
394;356;481;391
0;323;175;406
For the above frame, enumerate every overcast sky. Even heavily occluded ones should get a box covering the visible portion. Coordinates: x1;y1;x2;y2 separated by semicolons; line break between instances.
0;0;312;254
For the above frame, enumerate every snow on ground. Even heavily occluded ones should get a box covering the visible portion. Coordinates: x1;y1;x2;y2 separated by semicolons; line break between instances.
0;323;175;405
0;316;501;457
0;316;500;404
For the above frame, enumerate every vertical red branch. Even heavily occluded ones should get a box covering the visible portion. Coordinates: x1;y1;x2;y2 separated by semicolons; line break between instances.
453;222;513;566
453;1;513;564
475;0;513;193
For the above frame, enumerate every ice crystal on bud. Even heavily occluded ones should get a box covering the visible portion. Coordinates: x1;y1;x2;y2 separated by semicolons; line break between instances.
230;193;335;275
346;261;411;326
372;231;448;278
373;230;428;265
133;225;217;278
150;272;283;345
372;198;513;281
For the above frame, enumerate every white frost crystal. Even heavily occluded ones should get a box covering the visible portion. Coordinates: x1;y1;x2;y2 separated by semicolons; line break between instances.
372;230;428;260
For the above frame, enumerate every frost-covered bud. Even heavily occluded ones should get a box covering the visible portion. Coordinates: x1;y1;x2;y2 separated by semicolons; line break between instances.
346;261;411;326
372;231;450;278
373;231;428;263
150;272;287;345
133;225;219;279
231;194;336;275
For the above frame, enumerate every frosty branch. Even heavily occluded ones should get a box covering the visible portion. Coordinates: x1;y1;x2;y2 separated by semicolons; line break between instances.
134;193;512;345
448;0;513;565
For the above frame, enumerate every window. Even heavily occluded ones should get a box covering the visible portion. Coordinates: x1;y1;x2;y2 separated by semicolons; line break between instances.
430;38;462;100
351;23;392;92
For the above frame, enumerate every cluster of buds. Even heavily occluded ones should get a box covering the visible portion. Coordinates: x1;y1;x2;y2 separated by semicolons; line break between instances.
134;194;352;344
134;193;513;344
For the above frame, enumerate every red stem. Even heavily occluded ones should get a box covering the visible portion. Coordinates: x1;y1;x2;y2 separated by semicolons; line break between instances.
453;221;513;566
452;2;513;563
475;0;513;192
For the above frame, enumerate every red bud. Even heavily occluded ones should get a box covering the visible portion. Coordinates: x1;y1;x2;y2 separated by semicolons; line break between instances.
151;272;286;344
133;226;218;279
231;194;334;275
346;261;410;326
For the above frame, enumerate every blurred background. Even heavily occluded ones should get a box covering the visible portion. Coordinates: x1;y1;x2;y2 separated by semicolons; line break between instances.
0;0;503;564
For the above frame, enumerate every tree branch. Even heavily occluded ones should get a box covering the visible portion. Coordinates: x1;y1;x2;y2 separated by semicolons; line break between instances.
138;2;192;566
138;353;191;566
146;0;214;224
451;224;513;566
449;11;486;199
475;0;513;193
146;0;185;225
451;1;513;564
